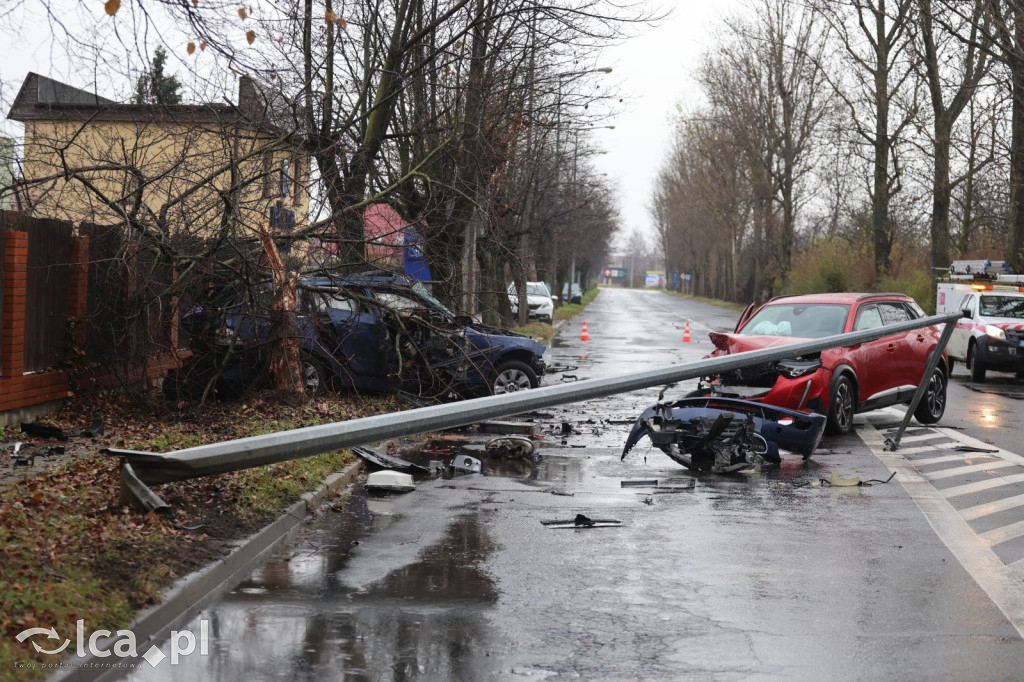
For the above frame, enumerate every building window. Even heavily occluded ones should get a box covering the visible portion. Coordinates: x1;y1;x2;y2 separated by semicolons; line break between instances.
292;155;305;202
280;158;291;199
262;152;274;198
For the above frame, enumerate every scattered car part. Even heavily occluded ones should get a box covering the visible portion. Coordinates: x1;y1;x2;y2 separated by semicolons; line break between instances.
10;442;34;466
80;419;105;438
485;436;537;459
622;397;827;471
794;471;897;488
623;408;767;474
541;515;622;529
8;442;66;466
20;423;67;441
451;455;482;473
954;445;1000;453
830;471;862;487
353;445;431;475
621;479;659;487
366;470;416;493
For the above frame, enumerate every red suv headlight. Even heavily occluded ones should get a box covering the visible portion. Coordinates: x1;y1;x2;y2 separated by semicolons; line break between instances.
776;357;822;379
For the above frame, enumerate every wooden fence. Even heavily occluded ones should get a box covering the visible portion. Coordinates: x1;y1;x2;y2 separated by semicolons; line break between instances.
0;211;182;416
25;218;72;372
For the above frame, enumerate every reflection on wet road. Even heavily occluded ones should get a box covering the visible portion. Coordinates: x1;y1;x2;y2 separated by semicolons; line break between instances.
128;288;1024;681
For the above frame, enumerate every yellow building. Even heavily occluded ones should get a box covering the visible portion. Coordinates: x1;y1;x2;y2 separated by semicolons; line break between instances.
7;73;308;241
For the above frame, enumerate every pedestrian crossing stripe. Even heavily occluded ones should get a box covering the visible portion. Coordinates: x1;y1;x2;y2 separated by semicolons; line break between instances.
860;416;1024;639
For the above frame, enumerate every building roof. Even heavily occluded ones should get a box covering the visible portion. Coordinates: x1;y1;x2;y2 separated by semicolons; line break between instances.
6;72;275;129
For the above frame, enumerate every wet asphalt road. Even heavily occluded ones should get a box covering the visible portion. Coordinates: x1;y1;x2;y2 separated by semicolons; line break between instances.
129;288;1024;681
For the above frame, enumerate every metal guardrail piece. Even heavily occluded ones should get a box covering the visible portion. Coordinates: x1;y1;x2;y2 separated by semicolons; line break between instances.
119;461;170;513
116;312;962;485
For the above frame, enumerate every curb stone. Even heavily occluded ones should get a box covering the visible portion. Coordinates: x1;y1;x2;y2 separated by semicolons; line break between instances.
52;460;363;682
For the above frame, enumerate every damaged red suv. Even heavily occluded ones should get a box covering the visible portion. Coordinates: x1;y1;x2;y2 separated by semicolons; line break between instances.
697;293;948;434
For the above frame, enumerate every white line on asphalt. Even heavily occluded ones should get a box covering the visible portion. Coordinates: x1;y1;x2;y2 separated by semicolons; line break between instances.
983;519;1024;547
922;459;1020;481
888;441;965;456
961;494;1024;521
898;432;956;444
941;473;1024;500
911;453;979;467
860;420;1024;640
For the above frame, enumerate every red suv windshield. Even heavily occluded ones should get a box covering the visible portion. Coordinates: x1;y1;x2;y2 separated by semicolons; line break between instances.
740;303;850;338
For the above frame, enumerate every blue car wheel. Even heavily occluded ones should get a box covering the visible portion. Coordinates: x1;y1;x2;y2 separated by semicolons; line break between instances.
302;357;327;395
492;360;538;394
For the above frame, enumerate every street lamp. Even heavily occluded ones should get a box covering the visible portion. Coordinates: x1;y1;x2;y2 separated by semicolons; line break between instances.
567;126;615;290
522;68;612;318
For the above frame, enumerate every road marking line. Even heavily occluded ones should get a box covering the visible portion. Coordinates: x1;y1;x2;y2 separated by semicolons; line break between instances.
898;432;952;444
889;442;964;456
922;460;1020;481
941;473;1024;499
962;494;1024;521
860;420;1024;640
911;453;979;467
983;519;1024;547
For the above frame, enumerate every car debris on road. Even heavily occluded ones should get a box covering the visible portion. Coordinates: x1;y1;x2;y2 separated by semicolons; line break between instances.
621;397;826;473
485;436;537;459
353;445;431;475
541;514;622;529
365;470;417;494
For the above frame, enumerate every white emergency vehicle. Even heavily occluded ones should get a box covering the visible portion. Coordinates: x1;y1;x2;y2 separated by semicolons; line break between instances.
935;260;1024;382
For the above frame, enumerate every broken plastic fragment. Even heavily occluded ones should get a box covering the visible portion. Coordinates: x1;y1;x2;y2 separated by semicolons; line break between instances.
830;471;861;487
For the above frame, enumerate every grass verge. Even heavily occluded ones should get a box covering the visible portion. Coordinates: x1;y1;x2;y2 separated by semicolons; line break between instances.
554;287;601;320
0;391;395;676
512;321;556;342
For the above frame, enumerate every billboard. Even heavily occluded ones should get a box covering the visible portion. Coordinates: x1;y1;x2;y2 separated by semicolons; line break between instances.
603;267;627;279
645;270;666;287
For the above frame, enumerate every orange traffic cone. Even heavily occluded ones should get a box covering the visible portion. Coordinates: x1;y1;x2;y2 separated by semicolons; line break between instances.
682;321;691;343
580;321;590;342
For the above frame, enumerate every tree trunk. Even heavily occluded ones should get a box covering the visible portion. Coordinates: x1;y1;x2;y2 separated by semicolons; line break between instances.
931;116;952;270
253;223;304;395
1010;47;1024;272
872;4;892;282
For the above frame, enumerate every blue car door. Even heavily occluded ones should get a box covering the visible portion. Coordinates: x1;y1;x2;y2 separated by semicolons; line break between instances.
315;289;391;383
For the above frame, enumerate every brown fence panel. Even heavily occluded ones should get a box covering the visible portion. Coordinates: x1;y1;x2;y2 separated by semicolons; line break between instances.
80;223;177;371
81;222;129;366
24;216;72;372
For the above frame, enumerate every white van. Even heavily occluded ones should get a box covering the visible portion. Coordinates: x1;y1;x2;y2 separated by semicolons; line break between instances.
942;286;1024;381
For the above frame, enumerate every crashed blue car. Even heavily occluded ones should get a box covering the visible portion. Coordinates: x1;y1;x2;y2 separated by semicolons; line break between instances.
168;272;546;400
621;397;826;473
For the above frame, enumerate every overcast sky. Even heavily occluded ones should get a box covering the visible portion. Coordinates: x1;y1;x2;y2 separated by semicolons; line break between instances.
589;0;741;248
1;0;740;245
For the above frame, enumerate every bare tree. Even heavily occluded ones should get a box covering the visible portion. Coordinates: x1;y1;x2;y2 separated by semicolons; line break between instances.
818;0;918;281
916;0;991;268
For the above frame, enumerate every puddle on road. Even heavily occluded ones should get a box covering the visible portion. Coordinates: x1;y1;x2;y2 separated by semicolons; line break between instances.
398;445;586;486
133;499;501;681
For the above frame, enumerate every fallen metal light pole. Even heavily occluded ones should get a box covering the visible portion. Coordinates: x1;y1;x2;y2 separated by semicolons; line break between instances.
106;312;961;488
885;318;958;451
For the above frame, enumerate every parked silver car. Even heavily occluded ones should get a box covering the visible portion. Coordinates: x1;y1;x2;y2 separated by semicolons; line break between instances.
508;282;555;323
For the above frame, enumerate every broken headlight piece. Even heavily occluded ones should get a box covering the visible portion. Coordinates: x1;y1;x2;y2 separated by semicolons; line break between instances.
775;356;822;379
